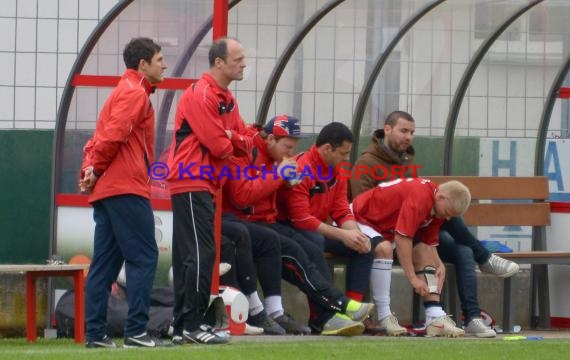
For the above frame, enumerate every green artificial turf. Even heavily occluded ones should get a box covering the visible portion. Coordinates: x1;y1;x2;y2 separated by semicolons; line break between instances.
0;337;569;360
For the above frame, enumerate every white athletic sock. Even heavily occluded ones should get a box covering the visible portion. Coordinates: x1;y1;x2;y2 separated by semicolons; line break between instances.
263;295;284;318
371;258;393;320
425;306;447;325
247;291;264;316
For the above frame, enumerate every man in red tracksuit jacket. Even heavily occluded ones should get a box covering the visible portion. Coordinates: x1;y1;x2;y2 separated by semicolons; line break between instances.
222;115;374;336
351;178;470;337
79;37;167;348
165;37;251;345
277;122;407;336
277;123;377;301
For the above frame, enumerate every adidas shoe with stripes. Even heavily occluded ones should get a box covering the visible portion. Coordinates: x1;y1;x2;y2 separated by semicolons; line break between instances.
182;324;230;345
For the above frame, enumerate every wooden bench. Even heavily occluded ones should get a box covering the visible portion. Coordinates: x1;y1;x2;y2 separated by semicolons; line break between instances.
427;176;570;331
0;264;88;343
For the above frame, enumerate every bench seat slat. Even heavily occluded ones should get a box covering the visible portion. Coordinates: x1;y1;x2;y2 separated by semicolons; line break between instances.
497;251;570;264
463;203;551;226
0;264;89;273
426;176;549;200
499;251;570;258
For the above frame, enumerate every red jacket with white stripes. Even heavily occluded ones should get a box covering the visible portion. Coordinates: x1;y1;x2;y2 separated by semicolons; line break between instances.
278;145;355;231
352;178;443;245
223;131;286;223
81;69;155;203
166;73;252;195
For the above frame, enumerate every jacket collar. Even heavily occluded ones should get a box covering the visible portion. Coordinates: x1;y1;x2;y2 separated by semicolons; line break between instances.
308;145;335;176
367;129;415;166
202;73;232;100
123;69;155;95
309;145;322;164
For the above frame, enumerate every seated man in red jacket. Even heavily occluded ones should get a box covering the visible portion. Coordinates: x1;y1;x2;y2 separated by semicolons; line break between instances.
223;115;374;336
352;178;470;337
277;122;406;336
350;110;516;337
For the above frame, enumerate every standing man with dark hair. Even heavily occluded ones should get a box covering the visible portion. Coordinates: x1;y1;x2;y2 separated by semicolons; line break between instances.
80;37;167;348
350;110;519;337
165;37;251;345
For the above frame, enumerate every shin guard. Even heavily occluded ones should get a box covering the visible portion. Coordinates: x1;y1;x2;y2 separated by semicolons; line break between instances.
415;266;439;295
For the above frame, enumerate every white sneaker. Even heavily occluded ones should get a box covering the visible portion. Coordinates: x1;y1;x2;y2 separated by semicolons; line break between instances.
244;323;264;335
378;314;407;336
426;315;465;338
464;318;496;338
480;254;519;278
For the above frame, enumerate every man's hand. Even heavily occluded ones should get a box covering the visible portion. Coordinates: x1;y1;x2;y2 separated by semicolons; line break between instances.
340;229;371;253
410;275;430;297
277;157;298;180
79;166;98;193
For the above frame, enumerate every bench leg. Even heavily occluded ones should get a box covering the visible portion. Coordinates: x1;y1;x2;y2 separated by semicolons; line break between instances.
444;265;461;321
502;277;513;333
412;293;421;323
73;271;85;344
25;273;37;342
532;264;551;328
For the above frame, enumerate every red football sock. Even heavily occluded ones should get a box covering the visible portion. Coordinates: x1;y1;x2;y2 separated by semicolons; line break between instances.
346;290;364;302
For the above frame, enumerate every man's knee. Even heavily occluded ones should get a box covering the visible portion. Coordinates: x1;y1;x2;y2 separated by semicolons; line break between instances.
411;242;434;266
300;230;326;249
439;243;476;269
374;239;393;259
455;244;476;267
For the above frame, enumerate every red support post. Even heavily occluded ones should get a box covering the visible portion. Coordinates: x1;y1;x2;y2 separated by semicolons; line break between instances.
213;0;228;40
211;0;228;295
26;273;37;342
559;87;570;99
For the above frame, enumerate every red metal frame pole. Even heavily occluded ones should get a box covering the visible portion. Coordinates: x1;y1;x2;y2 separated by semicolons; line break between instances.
213;0;228;41
211;0;228;295
559;87;570;99
26;273;37;342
